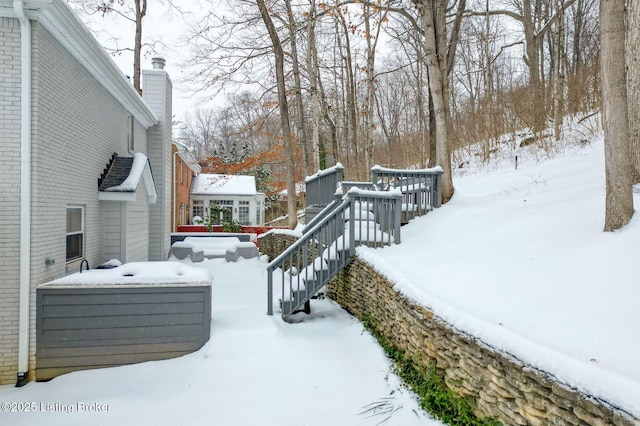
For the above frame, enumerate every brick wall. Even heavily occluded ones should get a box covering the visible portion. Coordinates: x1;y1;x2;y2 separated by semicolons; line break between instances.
0;19;152;384
172;146;194;230
0;17;23;385
143;68;172;261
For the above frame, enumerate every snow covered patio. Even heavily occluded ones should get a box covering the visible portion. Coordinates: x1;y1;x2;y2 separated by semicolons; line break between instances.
0;257;438;426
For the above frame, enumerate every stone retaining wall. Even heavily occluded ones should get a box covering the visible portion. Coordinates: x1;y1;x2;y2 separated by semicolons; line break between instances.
258;231;301;261
258;232;639;425
328;258;639;426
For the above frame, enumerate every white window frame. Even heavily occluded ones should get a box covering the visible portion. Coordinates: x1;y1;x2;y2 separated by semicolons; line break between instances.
66;206;85;263
127;114;135;152
239;200;250;225
192;200;204;222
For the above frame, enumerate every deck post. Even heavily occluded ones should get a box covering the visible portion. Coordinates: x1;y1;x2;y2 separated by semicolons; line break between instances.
267;266;273;316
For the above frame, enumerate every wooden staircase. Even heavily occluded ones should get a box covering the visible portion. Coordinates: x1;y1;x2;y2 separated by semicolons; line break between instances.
267;166;443;320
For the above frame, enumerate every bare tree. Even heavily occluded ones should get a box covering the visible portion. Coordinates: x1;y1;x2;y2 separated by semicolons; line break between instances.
257;0;298;229
69;0;148;94
626;0;640;182
411;0;457;202
600;0;634;231
306;0;322;170
284;0;311;177
552;0;566;141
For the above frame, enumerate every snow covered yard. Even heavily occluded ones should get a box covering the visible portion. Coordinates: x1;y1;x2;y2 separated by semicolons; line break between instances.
0;257;438;426
1;128;637;424
357;136;640;417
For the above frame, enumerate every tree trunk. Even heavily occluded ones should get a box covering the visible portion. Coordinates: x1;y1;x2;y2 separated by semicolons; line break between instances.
257;0;298;229
285;0;310;177
553;0;565;141
413;0;454;202
363;2;375;173
336;10;359;178
522;0;545;132
600;0;634;231
133;0;146;95
306;0;321;170
626;0;640;182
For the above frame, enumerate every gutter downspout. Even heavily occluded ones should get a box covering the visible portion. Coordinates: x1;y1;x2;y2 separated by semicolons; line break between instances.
14;0;32;388
172;149;179;232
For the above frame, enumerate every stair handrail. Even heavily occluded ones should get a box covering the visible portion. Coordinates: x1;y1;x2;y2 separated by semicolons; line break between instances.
267;197;352;316
267;189;403;317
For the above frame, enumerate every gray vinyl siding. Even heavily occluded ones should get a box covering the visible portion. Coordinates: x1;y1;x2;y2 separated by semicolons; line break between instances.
102;187;150;264
0;17;22;385
36;285;211;381
125;185;150;262
103;201;124;262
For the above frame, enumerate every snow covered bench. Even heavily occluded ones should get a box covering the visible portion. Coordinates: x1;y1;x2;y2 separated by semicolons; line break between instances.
179;236;241;259
169;241;204;262
224;241;259;262
170;237;258;262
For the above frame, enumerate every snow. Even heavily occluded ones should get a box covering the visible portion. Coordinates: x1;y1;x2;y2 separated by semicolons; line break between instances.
357;135;640;417
0;258;438;426
191;174;258;195
304;162;344;182
2;125;638;423
371;164;443;174
103;153;148;192
348;187;402;197
39;262;211;288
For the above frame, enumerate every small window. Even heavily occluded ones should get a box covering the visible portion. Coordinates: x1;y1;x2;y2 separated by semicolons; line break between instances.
66;206;84;262
256;200;262;225
127;114;134;152
192;200;204;221
239;200;250;225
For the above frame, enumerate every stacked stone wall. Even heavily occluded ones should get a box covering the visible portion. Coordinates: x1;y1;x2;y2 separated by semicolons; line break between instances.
327;259;638;426
258;232;639;425
258;231;320;270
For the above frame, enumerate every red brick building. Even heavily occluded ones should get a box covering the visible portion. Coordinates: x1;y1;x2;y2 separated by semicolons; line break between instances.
172;142;201;231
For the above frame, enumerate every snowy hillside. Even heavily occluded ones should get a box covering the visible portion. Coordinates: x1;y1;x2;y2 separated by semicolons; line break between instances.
357;131;640;417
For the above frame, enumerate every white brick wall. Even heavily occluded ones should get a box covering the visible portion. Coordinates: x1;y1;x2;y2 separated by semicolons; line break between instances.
0;21;155;384
142;69;172;261
0;17;23;385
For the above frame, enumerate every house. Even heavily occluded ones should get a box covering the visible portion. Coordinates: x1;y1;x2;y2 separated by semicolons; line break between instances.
172;141;201;231
0;0;172;385
191;174;266;226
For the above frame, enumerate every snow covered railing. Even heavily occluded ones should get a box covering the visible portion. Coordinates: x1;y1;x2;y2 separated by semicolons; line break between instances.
371;166;444;215
340;181;379;192
267;189;402;318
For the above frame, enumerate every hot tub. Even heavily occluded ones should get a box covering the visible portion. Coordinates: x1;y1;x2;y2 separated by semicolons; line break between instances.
36;262;212;381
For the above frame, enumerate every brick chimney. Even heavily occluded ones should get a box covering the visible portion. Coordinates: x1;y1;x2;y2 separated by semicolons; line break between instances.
142;56;172;261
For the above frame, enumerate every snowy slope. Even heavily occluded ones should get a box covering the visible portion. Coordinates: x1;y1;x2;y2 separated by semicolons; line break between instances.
357;135;640;416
